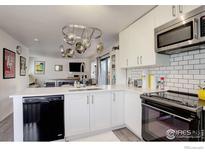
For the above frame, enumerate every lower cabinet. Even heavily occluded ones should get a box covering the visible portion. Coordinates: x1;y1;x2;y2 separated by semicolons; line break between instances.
90;92;112;131
64;93;90;136
124;91;142;139
65;91;113;137
111;91;124;127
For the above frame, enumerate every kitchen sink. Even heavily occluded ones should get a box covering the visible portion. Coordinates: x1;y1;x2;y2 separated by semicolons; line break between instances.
68;87;103;92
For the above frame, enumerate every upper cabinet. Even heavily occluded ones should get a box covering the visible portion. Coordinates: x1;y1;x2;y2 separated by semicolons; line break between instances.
154;5;200;27
119;5;201;68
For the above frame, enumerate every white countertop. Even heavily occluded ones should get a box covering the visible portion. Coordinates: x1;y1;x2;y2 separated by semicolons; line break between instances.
10;85;160;98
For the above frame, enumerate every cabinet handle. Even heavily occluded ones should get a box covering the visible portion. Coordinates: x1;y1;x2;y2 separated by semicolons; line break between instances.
92;95;94;104
140;56;142;64
172;5;176;17
137;56;139;65
113;93;116;102
194;18;199;39
87;95;89;104
179;5;183;14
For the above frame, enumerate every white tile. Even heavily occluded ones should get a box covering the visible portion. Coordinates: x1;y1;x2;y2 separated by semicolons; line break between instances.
73;131;120;142
188;70;199;75
189;79;200;84
194;64;205;69
183;65;193;70
189;59;200;64
183;75;193;79
183;55;193;60
194;53;205;59
179;79;188;83
194;75;205;80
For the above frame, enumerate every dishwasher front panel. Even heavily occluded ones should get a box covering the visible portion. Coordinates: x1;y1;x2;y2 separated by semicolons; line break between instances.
23;95;64;141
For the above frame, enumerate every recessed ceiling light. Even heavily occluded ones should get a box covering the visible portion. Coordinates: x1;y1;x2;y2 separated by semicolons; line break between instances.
34;38;39;42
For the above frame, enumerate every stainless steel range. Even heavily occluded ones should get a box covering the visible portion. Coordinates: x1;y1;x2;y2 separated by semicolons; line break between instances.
140;90;204;141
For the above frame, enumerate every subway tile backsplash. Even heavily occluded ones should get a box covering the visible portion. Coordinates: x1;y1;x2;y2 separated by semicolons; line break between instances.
127;48;205;94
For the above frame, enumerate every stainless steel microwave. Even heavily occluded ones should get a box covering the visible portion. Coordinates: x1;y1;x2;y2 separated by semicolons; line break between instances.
155;6;205;54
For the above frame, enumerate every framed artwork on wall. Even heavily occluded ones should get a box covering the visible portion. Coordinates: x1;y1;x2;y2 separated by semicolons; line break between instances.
3;48;16;79
34;61;45;74
20;56;26;76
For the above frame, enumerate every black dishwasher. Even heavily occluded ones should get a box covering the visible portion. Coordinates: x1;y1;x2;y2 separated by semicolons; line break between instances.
23;95;64;141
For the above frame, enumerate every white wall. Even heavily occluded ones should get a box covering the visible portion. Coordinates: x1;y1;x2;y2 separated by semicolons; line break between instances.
0;28;29;121
29;55;91;86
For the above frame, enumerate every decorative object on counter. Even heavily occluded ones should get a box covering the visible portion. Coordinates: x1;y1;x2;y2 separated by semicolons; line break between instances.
157;76;165;90
59;24;103;58
54;65;63;71
112;45;119;51
3;48;16;79
198;81;205;100
16;45;22;55
20;56;26;76
34;61;45;74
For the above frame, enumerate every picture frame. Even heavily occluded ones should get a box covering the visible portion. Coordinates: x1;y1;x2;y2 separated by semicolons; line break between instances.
20;56;26;76
3;48;16;79
54;65;63;71
34;61;45;74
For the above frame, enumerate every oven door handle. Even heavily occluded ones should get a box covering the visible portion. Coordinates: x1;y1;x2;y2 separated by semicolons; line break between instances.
142;103;193;122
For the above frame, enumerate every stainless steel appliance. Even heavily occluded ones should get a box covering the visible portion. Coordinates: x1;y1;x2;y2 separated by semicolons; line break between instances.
23;95;64;141
155;6;205;54
134;79;142;88
140;91;204;141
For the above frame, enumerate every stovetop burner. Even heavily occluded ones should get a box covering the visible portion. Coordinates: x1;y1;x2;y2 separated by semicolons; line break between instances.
141;90;202;112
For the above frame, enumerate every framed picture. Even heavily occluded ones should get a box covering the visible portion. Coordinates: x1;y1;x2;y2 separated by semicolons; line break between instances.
34;61;45;74
3;48;16;79
54;65;63;71
20;56;26;76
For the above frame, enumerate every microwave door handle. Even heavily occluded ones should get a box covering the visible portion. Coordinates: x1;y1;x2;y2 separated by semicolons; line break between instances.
142;103;193;122
194;18;199;39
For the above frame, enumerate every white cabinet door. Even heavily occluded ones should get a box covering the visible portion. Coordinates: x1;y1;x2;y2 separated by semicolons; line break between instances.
90;92;112;131
180;5;200;15
111;91;124;127
65;93;90;136
153;5;176;28
125;91;142;139
119;29;129;68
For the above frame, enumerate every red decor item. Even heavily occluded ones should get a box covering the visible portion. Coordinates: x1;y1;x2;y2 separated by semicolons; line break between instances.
3;48;16;79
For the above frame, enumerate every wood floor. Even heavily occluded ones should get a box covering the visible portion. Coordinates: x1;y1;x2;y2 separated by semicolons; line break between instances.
0;114;140;142
0;114;13;141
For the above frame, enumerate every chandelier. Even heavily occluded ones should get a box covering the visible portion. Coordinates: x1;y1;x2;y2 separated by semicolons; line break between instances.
59;24;104;58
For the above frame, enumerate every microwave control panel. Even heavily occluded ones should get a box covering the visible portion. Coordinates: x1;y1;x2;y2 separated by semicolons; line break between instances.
200;16;205;37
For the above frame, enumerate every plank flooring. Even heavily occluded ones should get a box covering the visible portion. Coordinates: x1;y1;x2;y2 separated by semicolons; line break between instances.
0;114;140;142
113;127;141;141
0;114;13;141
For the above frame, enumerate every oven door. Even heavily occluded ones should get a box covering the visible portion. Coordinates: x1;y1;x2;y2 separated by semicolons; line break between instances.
155;17;199;53
142;102;200;141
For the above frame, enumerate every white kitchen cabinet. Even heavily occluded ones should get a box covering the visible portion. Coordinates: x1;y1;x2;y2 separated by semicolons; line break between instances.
182;5;200;14
90;92;112;131
119;28;131;68
64;93;90;136
111;91;124;127
154;5;201;28
124;91;142;139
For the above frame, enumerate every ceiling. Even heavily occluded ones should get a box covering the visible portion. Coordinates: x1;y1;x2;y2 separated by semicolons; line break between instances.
0;5;155;58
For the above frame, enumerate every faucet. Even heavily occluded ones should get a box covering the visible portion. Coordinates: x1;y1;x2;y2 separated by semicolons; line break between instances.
80;62;86;86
